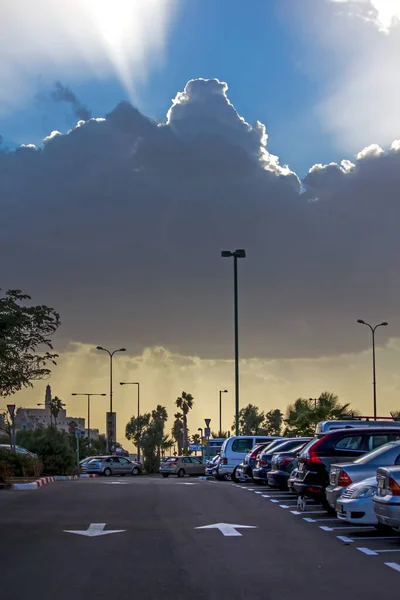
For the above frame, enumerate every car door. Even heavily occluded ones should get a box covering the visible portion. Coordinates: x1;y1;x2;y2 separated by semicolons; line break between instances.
118;457;132;474
190;457;204;475
110;457;122;474
182;457;193;474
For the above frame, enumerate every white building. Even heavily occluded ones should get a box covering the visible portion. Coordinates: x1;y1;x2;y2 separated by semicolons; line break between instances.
15;385;85;434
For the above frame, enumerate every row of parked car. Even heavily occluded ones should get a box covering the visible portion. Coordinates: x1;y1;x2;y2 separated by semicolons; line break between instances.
206;420;400;532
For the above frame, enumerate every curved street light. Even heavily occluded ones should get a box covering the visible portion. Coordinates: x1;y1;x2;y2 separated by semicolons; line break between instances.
96;346;126;451
357;319;388;420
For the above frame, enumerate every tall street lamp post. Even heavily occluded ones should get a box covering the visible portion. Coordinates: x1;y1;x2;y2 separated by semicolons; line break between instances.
357;319;388;420
120;381;140;461
221;249;246;436
96;346;126;452
71;393;106;441
219;389;228;436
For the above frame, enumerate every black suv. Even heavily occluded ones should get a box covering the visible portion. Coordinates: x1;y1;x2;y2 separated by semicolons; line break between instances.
292;428;400;507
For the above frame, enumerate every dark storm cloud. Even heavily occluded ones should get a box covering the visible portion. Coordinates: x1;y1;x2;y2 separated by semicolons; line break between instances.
1;79;399;360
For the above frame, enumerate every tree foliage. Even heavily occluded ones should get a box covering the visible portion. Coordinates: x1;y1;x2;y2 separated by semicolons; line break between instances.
232;404;266;435
171;412;183;454
0;290;61;397
16;426;76;475
126;405;170;472
175;391;194;452
284;392;355;436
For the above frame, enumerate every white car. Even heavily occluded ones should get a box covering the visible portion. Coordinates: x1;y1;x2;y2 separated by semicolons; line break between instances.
336;476;379;526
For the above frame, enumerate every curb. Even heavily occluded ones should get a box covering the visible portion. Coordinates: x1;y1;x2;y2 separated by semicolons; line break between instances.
11;476;55;490
54;475;79;481
79;474;98;478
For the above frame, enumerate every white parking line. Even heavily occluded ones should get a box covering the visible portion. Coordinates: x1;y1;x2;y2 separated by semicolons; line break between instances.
254;491;263;494
348;536;399;541
337;536;354;543
304;517;337;523
291;511;301;515
262;495;271;498
279;505;290;508
270;499;280;503
358;548;400;556
321;525;375;532
385;562;400;573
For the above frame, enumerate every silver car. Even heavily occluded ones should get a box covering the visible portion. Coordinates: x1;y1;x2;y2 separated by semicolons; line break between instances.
374;465;400;531
326;441;400;509
84;456;142;476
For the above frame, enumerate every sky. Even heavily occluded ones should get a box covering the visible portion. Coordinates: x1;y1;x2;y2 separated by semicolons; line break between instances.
2;0;400;446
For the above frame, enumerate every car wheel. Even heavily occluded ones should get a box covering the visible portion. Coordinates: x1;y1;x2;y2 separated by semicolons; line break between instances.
177;468;185;478
103;468;111;477
161;474;169;478
132;467;140;476
224;473;232;481
232;467;239;483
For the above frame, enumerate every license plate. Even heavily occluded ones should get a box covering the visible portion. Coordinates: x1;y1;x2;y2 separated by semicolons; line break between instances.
331;474;336;485
298;463;304;472
336;502;343;513
378;478;385;489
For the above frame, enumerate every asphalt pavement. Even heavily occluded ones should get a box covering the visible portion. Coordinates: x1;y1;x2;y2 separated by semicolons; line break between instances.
0;476;399;600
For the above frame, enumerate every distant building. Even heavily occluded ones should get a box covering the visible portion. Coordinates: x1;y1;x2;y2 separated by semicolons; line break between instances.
15;385;85;434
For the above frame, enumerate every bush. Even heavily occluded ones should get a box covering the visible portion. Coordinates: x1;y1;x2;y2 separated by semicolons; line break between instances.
0;450;43;481
16;426;76;476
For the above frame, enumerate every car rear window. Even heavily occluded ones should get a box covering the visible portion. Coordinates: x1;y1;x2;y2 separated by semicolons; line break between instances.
164;457;176;463
298;438;319;456
353;442;398;464
232;438;253;453
335;435;363;450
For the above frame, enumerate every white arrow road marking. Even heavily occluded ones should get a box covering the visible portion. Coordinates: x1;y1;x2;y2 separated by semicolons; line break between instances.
195;523;258;537
64;523;126;537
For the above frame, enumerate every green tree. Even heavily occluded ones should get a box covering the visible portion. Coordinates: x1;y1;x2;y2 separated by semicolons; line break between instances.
390;411;400;421
284;392;355;436
233;404;266;435
264;409;283;436
175;391;194;452
50;396;65;429
0;410;11;440
171;412;183;454
126;413;151;456
210;430;229;439
0;290;61;397
16;426;76;475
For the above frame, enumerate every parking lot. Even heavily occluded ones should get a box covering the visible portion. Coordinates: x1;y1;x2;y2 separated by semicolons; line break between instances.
1;474;399;600
230;480;400;574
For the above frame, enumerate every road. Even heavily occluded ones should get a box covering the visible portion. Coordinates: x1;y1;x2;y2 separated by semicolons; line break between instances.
1;476;399;599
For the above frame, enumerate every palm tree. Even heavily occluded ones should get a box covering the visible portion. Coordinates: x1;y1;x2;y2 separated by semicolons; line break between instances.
390;411;400;421
175;391;194;452
50;397;65;429
171;412;184;454
161;435;174;459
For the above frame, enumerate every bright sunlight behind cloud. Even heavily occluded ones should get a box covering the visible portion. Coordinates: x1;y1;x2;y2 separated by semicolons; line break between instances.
0;0;177;114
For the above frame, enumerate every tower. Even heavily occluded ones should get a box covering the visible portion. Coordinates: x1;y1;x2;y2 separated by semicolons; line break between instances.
45;385;52;409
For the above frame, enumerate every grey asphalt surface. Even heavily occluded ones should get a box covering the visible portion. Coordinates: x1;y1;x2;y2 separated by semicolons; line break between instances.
0;477;399;600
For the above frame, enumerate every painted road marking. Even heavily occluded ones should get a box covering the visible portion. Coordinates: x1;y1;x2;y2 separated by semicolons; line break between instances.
291;511;301;515
64;523;126;537
358;547;378;556
303;517;338;523
270;499;280;503
321;525;375;532
195;523;257;537
337;536;354;543
279;505;290;508
385;563;400;573
348;536;399;541
177;483;198;485
254;491;263;494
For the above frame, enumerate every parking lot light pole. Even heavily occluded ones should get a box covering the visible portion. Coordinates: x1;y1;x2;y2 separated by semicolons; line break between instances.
96;346;126;452
219;390;228;436
221;249;246;436
120;382;140;461
71;393;106;441
357;319;388;420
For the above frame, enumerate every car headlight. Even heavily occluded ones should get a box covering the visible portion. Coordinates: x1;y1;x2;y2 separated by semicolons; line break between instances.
350;485;376;499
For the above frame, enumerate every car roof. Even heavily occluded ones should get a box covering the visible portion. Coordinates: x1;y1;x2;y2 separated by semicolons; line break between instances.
320;427;400;438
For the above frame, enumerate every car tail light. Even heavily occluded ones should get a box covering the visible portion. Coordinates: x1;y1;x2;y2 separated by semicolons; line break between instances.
222;457;228;465
337;470;352;486
279;457;292;468
260;459;269;466
389;476;400;496
303;438;324;465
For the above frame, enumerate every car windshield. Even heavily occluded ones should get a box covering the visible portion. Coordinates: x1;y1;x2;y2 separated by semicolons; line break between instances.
353;442;399;464
298;438;318;456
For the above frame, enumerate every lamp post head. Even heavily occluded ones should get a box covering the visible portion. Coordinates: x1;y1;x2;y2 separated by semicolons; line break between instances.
235;249;246;258
221;389;228;393
96;346;104;350
71;393;77;396
120;382;126;386
100;393;107;396
381;322;388;327
221;250;232;258
357;319;365;325
118;348;126;352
